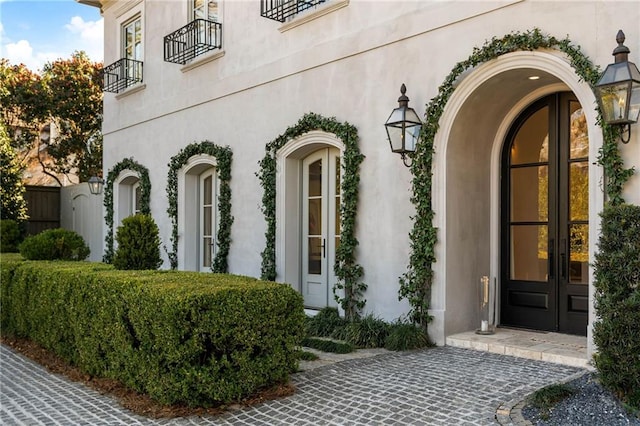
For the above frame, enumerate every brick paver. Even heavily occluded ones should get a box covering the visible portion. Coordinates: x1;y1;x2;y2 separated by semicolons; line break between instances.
0;344;582;425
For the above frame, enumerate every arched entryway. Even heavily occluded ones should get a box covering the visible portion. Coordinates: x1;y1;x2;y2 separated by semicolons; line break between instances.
500;92;589;336
428;51;603;350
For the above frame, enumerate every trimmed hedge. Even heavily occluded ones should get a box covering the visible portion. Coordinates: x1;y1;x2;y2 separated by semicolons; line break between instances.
593;204;640;410
0;258;305;407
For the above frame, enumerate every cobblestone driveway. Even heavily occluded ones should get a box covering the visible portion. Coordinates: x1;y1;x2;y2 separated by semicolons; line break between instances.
1;344;582;425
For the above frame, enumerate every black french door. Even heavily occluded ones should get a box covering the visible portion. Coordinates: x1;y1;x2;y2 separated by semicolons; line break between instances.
501;92;589;336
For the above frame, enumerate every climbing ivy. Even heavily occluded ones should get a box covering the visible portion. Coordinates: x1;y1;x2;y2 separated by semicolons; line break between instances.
258;112;366;320
103;158;151;263
401;28;634;330
166;141;233;272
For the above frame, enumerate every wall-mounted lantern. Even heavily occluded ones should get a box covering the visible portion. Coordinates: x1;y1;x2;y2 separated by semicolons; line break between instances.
88;176;104;195
385;84;422;167
595;30;640;143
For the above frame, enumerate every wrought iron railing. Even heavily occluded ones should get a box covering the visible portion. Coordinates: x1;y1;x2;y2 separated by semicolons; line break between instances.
102;58;143;93
164;19;222;65
260;0;328;22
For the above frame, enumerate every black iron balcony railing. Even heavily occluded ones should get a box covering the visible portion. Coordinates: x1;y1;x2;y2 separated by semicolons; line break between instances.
164;19;222;65
102;58;143;93
261;0;327;23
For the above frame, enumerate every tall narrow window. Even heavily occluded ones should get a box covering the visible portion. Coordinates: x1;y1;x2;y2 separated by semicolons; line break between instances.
122;15;142;81
192;0;220;47
200;170;216;271
132;182;141;215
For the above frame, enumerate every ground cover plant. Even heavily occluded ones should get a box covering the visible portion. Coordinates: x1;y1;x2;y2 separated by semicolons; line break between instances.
304;307;431;351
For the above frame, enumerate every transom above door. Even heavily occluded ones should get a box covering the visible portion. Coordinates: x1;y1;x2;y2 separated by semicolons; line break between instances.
501;92;589;336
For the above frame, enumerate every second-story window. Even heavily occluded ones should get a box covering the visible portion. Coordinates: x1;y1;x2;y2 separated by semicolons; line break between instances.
164;0;222;64
192;0;218;23
123;15;143;79
103;11;144;93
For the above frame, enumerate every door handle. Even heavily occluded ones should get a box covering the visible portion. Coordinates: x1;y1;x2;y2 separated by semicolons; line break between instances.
561;238;567;280
322;239;326;258
549;238;555;279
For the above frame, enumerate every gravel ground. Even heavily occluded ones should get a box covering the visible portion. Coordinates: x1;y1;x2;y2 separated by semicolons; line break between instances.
521;372;640;425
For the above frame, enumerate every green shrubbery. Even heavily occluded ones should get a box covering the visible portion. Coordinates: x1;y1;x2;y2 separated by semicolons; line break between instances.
0;258;305;407
113;214;162;270
305;307;430;351
593;204;640;410
19;228;90;261
1;219;25;253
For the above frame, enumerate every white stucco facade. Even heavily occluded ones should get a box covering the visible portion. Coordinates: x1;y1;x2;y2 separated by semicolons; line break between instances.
87;0;640;354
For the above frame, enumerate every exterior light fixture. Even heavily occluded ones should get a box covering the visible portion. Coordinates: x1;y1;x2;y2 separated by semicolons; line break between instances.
595;30;640;143
385;83;422;167
88;176;104;195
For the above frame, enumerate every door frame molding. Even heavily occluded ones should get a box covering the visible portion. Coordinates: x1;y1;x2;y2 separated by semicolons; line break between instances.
275;131;344;303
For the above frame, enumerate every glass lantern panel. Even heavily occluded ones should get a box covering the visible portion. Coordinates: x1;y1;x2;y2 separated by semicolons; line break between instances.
629;81;640;123
597;83;629;123
403;123;421;152
386;126;404;152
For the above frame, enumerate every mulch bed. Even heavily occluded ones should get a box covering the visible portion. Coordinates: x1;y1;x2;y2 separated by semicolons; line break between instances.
1;336;296;419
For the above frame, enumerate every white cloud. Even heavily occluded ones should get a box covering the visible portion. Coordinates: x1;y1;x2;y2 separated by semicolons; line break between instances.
64;16;104;63
4;39;60;72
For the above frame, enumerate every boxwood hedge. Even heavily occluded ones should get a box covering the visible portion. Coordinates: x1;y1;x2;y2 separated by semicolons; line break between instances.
0;257;305;407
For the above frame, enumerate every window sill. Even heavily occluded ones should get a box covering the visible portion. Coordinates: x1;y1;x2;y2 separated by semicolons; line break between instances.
181;50;225;73
115;83;146;99
279;0;349;33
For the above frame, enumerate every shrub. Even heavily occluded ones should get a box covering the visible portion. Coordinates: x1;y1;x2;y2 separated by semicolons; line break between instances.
305;307;348;338
593;203;640;410
385;320;431;351
301;337;354;354
343;314;390;348
1;219;25;253
19;228;89;260
113;214;162;270
0;260;305;407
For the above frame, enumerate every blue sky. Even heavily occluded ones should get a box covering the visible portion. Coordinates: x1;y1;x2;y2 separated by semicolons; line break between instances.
0;0;103;72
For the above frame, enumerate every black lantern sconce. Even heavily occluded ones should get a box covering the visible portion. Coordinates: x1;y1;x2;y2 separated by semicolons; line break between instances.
88;176;104;195
385;84;422;167
595;30;640;143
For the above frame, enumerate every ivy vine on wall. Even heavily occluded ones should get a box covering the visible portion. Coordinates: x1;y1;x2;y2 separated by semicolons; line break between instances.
166;141;233;272
103;158;151;263
401;28;634;330
258;112;366;320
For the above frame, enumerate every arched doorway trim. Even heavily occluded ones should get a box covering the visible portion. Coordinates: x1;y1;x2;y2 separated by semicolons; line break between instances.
432;50;603;350
275;131;344;302
258;113;365;319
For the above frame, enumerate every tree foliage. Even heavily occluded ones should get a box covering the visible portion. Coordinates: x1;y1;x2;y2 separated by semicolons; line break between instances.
0;122;28;221
0;52;103;183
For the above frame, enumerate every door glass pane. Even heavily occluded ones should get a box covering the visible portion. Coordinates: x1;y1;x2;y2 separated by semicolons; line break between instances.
308;198;321;235
308;237;322;275
203;175;212;205
569;224;588;284
569;103;588;159
510;225;548;281
570;162;589;221
203;206;212;235
510;166;548;222
308;160;322;197
510;107;549;165
203;237;211;267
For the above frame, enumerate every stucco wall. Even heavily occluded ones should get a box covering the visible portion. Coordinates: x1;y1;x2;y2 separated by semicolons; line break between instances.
98;0;640;343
